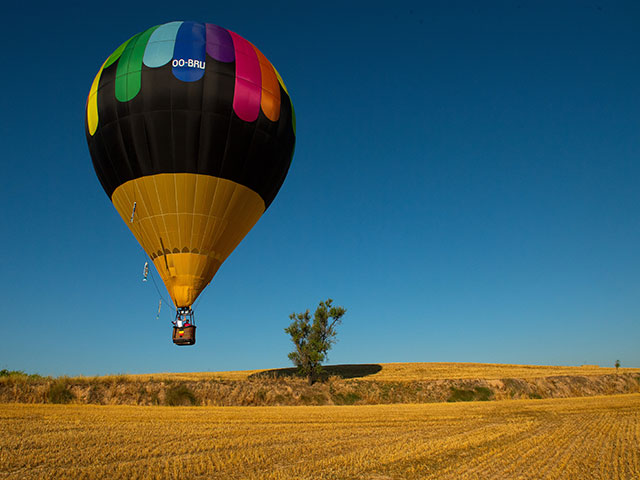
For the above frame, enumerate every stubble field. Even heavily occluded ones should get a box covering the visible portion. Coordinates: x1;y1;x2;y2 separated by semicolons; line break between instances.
131;361;638;382
1;393;638;479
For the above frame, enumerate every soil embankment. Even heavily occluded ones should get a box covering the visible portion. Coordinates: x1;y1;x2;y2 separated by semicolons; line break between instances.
2;363;639;406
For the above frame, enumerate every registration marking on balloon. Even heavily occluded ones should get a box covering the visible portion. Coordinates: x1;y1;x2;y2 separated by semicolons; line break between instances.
171;58;206;69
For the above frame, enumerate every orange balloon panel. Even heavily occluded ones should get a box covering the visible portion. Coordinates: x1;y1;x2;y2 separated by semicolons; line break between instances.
111;174;265;307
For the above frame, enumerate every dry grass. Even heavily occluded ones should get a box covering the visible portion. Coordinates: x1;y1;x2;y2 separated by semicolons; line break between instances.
128;362;639;382
358;362;638;381
129;370;265;382
2;363;638;406
1;394;638;479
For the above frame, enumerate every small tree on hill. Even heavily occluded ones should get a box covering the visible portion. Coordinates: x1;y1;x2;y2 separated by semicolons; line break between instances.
285;299;346;385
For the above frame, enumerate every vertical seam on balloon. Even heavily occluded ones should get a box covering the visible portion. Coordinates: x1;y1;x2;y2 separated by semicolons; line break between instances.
141;116;164;255
173;173;181;250
88;58;108;135
119;186;134;246
224;42;264;206
189;175;198;251
137;113;153;190
128;113;149;192
168;30;177;194
111;117;136;187
194;22;216;256
148;212;163;258
199;180;211;257
203;178;220;256
129;182;144;249
191;22;207;253
252;44;281;122
88;142;108;196
134;182;154;254
135;180;156;256
99;128;127;202
241;113;262;191
208;178;223;256
115;33;138;102
118;185;138;242
152;175;171;260
176;177;186;255
105;38;132;69
206;178;222;258
237;51;265;191
114;35;141;184
133;177;149;255
179;173;193;252
273;66;295;135
228;31;261;122
260;82;294;208
125;32;141;101
220;182;238;233
218;36;238;193
205;23;234;62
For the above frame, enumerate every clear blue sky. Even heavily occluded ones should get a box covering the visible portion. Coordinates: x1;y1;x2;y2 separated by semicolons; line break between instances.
1;1;638;376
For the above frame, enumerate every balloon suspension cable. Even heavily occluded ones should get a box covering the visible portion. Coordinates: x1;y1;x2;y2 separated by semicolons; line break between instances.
149;267;175;312
191;295;203;312
135;244;175;318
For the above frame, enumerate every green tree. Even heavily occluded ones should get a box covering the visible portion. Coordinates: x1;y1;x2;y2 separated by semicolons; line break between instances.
615;359;621;374
284;299;346;385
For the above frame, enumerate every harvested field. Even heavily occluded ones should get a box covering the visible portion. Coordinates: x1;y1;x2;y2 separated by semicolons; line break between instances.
1;394;638;479
131;362;638;382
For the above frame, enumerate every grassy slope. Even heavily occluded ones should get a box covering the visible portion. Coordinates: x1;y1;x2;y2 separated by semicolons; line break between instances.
2;362;639;406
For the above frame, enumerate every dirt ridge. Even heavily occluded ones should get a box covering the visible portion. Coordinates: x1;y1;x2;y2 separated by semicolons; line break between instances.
2;370;639;406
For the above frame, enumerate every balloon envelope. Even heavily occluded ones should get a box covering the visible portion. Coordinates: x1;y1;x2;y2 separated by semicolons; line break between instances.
86;21;296;308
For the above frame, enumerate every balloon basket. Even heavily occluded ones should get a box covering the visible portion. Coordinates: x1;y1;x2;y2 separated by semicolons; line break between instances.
172;307;196;346
172;325;196;346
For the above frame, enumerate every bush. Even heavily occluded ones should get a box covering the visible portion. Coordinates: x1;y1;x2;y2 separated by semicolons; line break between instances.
87;385;103;404
48;380;75;404
473;387;493;401
299;393;327;405
165;384;197;406
0;369;44;382
447;386;494;402
333;391;362;405
255;389;267;402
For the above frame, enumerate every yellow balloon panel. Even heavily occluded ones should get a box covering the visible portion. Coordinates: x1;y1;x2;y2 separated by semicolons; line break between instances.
111;173;266;307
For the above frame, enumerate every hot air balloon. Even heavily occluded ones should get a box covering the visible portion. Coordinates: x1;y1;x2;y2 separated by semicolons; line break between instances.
85;21;296;345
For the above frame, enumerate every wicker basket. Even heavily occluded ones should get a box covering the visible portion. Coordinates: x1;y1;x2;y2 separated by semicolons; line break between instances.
172;325;196;346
